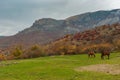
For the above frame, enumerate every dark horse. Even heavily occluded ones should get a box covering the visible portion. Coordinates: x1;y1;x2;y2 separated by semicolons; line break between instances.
101;50;110;59
88;51;96;58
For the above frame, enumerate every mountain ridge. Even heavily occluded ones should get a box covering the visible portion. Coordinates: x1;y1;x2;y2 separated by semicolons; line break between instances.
19;9;120;35
0;9;120;48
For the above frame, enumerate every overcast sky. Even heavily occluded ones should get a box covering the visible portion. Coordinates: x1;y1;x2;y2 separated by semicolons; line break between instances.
0;0;120;36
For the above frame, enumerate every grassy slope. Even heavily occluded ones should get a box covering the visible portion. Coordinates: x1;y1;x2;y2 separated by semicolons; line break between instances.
0;53;120;80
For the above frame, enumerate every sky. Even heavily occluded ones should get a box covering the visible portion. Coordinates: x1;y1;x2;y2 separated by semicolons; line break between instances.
0;0;120;36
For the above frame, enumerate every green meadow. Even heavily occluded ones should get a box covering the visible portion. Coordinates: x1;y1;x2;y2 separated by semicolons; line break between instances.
0;53;120;80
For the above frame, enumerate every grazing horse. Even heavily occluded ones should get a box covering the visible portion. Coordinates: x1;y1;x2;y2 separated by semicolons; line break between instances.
88;51;95;58
101;50;110;59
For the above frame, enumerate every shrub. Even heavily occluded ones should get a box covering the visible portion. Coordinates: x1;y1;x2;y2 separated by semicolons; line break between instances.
0;54;6;61
23;45;46;58
113;40;120;51
10;46;23;59
81;43;113;53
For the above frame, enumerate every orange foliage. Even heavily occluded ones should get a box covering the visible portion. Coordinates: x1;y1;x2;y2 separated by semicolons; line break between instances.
0;54;6;61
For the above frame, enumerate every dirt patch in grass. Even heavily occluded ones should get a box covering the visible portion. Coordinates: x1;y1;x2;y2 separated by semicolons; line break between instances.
75;64;120;75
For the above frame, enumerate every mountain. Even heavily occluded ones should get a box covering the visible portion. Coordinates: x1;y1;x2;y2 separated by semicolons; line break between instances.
0;9;120;48
20;9;120;34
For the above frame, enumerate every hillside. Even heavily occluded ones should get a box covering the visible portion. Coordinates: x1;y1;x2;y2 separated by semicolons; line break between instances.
1;9;120;48
72;23;120;45
47;23;120;54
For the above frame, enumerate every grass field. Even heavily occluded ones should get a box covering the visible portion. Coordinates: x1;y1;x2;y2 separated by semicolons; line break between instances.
0;53;120;80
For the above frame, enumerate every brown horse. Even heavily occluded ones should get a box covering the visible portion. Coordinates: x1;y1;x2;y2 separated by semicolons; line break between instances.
88;51;96;58
101;50;110;59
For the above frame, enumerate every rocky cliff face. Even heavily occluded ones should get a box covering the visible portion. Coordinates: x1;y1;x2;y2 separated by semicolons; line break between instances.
66;9;120;29
0;9;120;48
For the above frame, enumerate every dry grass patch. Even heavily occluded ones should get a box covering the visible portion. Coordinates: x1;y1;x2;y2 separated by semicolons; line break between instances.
75;64;120;75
